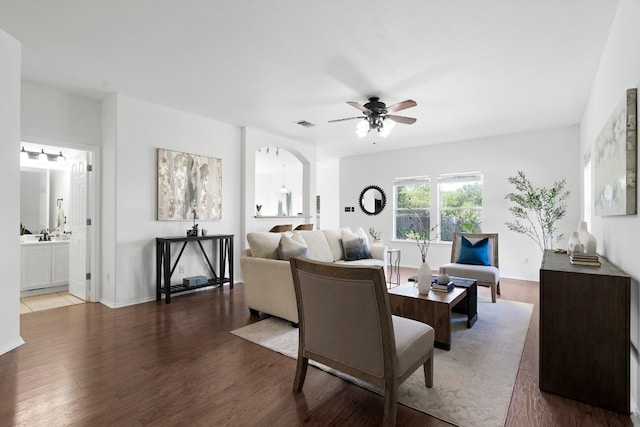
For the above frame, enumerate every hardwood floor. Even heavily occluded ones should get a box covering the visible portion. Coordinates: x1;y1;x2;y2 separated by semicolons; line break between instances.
0;269;632;426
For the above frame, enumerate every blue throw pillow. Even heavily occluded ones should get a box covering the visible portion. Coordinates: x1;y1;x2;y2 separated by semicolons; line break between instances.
456;236;490;266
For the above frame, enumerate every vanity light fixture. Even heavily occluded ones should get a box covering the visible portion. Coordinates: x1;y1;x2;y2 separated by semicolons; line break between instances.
20;146;66;162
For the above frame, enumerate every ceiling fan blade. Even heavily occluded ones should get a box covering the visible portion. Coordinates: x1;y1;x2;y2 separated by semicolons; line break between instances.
347;101;372;114
386;99;417;113
386;114;417;124
328;116;364;123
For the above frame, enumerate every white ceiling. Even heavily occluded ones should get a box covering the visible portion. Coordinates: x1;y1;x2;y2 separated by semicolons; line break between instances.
0;1;619;160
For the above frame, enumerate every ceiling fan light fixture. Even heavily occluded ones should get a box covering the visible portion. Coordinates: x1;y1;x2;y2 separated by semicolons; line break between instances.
379;118;395;137
336;97;416;139
356;119;369;138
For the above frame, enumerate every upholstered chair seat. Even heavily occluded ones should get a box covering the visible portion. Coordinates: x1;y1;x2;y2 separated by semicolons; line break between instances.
439;232;500;303
289;257;434;426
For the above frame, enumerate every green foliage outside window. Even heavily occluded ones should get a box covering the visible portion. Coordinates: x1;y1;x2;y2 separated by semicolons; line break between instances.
439;182;483;241
395;181;431;240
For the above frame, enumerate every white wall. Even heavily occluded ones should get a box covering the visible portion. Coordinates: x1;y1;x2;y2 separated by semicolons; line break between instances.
21;81;102;145
0;28;24;355
317;159;340;230
579;0;640;412
101;94;117;304
103;94;242;307
340;126;581;281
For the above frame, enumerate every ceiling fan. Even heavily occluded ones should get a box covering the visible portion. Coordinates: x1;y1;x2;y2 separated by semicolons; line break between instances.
329;97;417;137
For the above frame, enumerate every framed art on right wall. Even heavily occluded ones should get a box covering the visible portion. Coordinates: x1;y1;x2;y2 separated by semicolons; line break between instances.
593;88;637;216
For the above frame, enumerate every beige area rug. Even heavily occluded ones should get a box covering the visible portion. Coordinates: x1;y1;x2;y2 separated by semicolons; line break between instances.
231;295;533;427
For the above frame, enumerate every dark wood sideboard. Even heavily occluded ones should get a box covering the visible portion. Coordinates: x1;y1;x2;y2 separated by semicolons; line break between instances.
539;249;630;414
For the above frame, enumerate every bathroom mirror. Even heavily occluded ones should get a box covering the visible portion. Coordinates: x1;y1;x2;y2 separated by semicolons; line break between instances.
20;168;69;234
359;185;386;215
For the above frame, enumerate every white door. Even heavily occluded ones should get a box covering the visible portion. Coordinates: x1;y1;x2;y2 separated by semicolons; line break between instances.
69;153;89;300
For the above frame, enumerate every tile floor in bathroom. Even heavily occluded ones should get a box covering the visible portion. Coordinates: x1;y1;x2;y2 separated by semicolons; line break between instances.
20;292;85;314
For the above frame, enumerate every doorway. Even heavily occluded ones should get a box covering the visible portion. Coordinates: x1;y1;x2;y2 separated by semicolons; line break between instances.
19;138;100;304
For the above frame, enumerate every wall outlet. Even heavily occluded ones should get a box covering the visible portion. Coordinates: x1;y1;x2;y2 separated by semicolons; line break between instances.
179;265;184;273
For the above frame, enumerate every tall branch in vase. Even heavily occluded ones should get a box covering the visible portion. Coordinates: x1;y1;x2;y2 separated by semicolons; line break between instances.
504;170;570;253
403;205;439;262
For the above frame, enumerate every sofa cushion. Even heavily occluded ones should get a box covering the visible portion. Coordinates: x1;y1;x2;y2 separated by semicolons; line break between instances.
334;258;384;268
294;230;334;262
456;236;490;266
247;232;283;259
341;228;372;261
278;234;309;261
323;229;345;261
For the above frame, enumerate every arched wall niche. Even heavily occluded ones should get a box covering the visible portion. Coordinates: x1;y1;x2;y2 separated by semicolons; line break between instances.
254;146;308;217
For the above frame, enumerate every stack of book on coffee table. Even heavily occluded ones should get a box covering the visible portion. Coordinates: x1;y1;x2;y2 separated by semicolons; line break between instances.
569;251;601;267
431;279;454;292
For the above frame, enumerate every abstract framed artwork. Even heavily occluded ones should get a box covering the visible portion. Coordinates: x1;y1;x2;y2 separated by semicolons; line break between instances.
593;88;637;216
157;148;222;220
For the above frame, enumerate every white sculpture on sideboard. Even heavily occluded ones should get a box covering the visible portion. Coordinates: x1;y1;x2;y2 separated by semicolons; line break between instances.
577;221;597;254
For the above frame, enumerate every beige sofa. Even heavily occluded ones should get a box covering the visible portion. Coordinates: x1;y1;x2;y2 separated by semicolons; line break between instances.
240;228;388;325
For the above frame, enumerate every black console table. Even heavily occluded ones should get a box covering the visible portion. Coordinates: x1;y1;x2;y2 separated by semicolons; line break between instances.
156;234;234;303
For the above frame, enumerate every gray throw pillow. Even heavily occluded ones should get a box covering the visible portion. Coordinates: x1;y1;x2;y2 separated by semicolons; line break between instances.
278;234;309;261
341;229;372;261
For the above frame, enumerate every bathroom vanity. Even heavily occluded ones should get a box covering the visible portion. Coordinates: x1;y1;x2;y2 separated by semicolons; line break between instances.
20;239;69;291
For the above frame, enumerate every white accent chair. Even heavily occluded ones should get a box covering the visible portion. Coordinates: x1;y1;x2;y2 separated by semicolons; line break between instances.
289;257;434;426
439;232;500;303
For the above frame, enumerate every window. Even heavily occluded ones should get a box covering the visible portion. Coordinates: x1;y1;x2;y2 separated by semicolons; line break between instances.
394;177;431;240
583;151;591;229
438;173;483;241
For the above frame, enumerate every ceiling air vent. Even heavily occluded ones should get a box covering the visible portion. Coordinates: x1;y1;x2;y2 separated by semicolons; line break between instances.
296;120;315;128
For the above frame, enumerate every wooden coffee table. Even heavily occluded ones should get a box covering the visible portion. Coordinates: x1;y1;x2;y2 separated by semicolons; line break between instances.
388;282;474;350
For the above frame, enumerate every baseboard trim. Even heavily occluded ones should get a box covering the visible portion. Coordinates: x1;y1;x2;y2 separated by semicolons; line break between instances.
0;336;25;356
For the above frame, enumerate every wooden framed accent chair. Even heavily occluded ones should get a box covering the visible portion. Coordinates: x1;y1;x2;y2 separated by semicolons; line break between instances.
289;257;434;426
269;224;293;232
439;232;500;303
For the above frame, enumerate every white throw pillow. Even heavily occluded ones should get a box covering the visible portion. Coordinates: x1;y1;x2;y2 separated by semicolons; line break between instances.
246;232;282;259
323;228;346;261
294;230;334;262
355;227;371;250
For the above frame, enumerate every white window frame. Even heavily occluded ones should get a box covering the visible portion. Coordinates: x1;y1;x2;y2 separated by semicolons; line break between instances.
583;149;592;229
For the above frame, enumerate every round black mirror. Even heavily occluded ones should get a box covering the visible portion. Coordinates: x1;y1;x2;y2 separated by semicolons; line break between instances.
359;185;386;215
